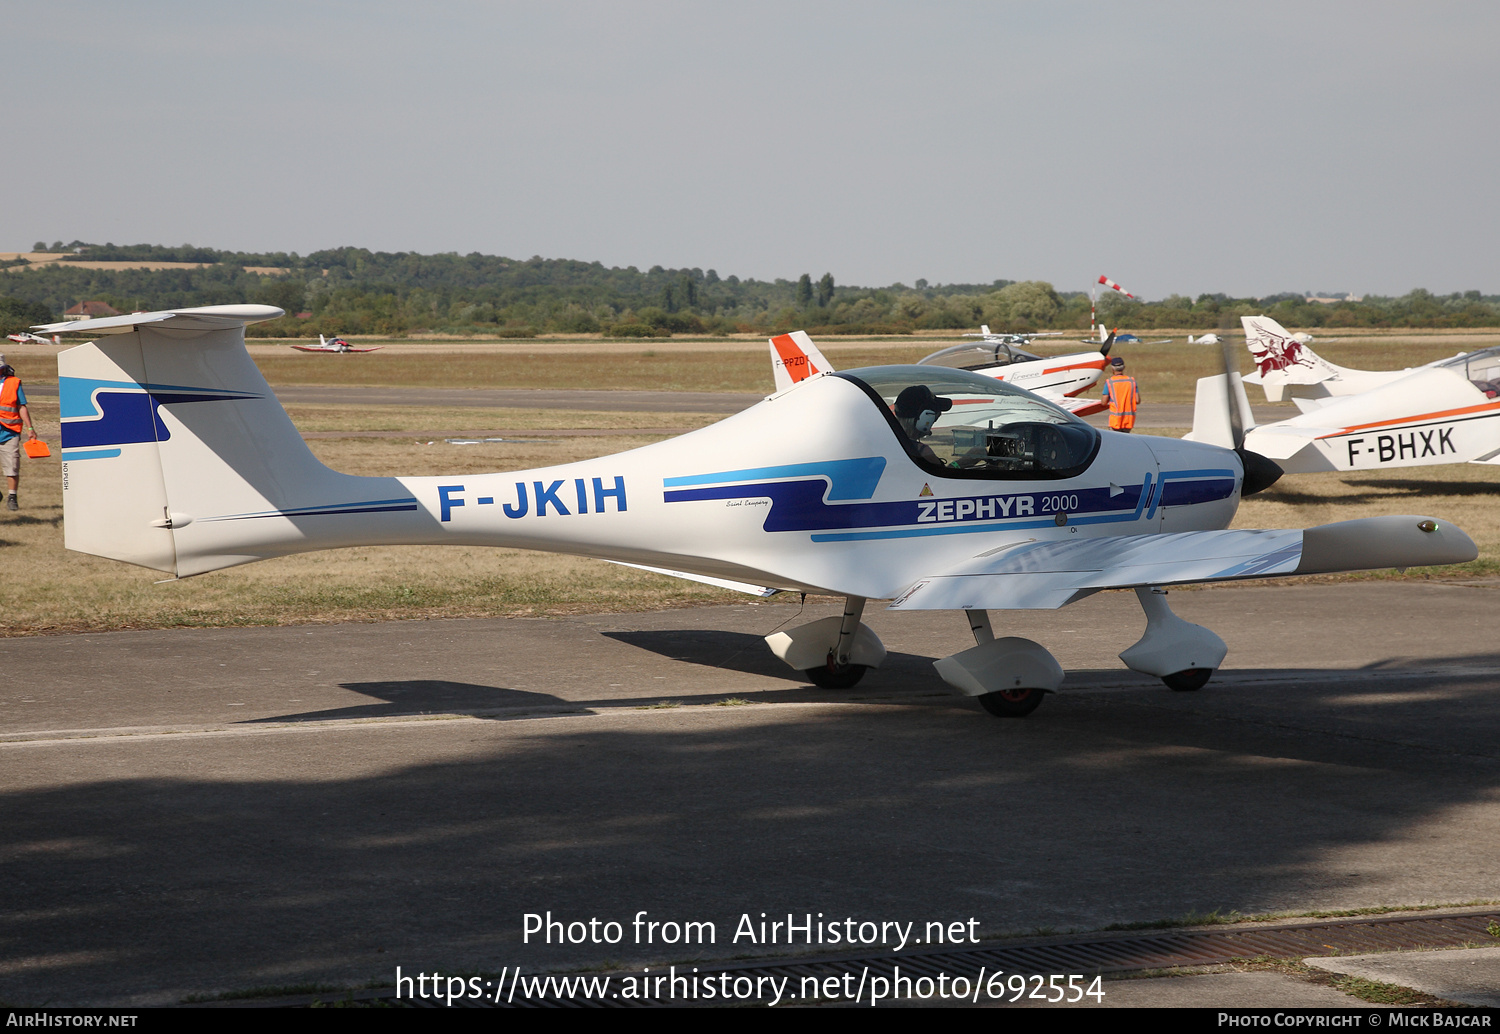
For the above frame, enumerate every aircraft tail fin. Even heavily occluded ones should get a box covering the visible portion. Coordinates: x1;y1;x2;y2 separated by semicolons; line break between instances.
769;330;834;392
1242;315;1346;401
53;306;409;578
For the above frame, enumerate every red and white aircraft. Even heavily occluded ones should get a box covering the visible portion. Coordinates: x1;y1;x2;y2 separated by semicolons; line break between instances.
772;327;1115;417
291;334;382;353
6;332;61;345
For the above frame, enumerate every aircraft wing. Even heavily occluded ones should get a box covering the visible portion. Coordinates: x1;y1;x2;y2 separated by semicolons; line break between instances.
1049;395;1108;418
888;516;1474;611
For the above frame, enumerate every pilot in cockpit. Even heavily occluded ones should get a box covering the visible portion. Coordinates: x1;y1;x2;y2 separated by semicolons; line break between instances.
895;385;952;465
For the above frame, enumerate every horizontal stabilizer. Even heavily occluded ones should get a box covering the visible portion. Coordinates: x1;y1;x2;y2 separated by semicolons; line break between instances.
1238;425;1334;461
38;305;285;336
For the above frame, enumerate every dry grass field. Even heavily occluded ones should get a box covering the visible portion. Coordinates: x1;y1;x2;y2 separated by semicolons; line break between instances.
243;329;1500;403
2;331;1498;635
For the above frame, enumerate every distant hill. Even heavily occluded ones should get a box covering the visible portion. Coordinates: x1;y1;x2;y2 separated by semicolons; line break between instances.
2;242;1496;337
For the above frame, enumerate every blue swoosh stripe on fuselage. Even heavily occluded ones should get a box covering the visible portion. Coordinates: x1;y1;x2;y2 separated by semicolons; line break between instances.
664;469;1236;540
1150;468;1237;519
664;457;887;501
199;498;420;522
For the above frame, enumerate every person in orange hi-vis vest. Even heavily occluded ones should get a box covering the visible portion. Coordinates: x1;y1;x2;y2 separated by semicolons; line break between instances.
0;356;39;510
1100;356;1140;432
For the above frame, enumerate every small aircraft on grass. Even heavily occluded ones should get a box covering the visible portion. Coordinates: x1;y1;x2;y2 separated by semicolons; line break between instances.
6;331;61;345
1182;315;1500;475
1079;324;1172;347
772;327;1115;418
42;306;1474;718
291;334;382;353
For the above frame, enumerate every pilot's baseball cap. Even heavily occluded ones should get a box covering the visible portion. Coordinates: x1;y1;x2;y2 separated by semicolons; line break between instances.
1109;356;1125;367
895;385;954;419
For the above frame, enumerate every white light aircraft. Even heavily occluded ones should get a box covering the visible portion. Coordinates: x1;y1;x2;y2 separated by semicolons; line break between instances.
771;329;1114;417
6;331;61;345
291;334;382;353
1184;316;1500;474
42;306;1475;718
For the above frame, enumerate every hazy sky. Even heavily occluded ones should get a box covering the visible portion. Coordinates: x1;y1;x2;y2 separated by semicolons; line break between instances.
7;1;1497;298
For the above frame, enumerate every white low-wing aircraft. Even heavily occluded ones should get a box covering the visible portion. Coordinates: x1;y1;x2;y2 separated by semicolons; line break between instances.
42;306;1475;717
6;331;61;345
1184;315;1500;474
291;334;382;353
771;328;1113;417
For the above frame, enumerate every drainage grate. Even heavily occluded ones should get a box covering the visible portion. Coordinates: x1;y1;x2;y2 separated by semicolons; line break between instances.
256;907;1500;1008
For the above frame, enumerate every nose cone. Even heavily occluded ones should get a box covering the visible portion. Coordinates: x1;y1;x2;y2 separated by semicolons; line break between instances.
1237;448;1283;496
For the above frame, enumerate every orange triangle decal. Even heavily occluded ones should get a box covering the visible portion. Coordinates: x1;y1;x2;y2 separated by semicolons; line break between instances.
919;483;933;497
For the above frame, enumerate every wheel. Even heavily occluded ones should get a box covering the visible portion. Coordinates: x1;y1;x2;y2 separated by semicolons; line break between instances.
803;662;867;689
1162;668;1213;692
977;686;1046;717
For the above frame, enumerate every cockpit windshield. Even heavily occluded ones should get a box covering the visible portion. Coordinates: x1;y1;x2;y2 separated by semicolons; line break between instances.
917;342;1043;370
1438;347;1500;398
837;365;1100;480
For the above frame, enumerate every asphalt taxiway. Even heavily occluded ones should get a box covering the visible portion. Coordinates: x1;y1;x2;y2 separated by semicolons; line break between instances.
3;579;1499;1006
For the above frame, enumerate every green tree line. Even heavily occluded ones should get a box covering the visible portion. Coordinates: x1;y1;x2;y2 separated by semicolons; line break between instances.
2;242;1497;338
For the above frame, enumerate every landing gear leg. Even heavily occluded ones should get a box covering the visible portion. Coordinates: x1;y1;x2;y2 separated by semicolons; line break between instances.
1119;587;1227;691
764;597;886;688
805;597;868;688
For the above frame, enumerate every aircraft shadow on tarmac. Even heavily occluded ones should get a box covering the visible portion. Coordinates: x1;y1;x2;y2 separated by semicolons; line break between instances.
248;680;578;723
242;631;1500;728
245;631;960;724
601;628;947;685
